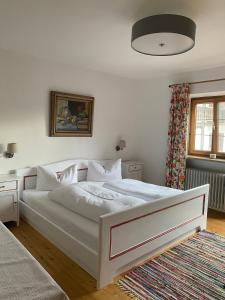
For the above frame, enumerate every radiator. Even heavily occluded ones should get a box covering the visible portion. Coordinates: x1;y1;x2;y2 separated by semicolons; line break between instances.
185;168;225;212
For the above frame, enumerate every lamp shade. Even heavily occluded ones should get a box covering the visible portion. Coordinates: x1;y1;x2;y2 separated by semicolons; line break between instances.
131;14;196;56
119;140;126;149
7;143;18;154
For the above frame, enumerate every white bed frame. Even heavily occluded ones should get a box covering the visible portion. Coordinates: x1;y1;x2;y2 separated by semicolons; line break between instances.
17;159;209;289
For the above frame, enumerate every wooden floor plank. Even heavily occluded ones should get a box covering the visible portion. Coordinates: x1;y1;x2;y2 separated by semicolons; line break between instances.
7;210;225;300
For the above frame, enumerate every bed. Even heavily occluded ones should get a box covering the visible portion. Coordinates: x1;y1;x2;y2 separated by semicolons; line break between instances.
0;221;69;300
17;159;209;289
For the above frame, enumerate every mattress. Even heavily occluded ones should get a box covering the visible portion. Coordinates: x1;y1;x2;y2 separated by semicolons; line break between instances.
22;189;99;252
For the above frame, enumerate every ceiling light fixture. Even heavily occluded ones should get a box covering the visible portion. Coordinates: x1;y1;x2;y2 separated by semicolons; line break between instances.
131;14;196;56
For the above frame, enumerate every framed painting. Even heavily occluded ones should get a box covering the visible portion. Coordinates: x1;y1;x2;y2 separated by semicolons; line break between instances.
50;91;94;137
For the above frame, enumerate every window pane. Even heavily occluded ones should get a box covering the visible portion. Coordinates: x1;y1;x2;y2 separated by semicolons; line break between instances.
217;102;225;152
194;103;213;151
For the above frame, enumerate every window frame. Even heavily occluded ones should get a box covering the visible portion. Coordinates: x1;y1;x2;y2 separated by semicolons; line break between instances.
188;95;225;158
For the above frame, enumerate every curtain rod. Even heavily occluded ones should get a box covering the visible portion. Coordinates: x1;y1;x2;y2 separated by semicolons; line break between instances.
169;77;225;88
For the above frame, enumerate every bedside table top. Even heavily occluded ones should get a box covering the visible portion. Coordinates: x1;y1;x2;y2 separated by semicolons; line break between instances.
0;174;21;183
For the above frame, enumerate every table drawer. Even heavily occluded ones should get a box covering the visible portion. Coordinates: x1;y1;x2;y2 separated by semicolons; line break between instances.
0;181;17;192
0;193;17;222
128;164;143;172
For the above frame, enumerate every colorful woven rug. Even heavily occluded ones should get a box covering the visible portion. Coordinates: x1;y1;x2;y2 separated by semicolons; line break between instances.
117;231;225;300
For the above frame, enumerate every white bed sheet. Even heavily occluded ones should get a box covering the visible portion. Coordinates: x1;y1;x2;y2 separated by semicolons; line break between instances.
0;222;69;300
22;189;99;252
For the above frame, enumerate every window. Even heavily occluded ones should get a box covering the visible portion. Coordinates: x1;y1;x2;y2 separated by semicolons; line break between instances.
189;96;225;158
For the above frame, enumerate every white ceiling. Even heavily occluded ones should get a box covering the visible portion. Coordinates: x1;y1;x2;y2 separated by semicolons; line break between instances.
0;0;225;79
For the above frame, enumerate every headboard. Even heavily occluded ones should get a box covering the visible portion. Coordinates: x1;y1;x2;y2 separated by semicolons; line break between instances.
16;159;115;196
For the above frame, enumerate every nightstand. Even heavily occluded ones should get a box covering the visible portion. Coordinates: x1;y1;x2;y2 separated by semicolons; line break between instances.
0;175;20;226
122;160;144;181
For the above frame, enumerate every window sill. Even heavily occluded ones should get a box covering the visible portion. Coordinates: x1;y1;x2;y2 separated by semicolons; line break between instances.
187;155;225;172
187;155;225;164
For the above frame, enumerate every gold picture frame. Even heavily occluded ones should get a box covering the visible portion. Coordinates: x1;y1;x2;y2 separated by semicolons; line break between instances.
50;91;94;137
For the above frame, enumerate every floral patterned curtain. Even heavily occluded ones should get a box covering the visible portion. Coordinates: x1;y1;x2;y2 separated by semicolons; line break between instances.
165;83;190;190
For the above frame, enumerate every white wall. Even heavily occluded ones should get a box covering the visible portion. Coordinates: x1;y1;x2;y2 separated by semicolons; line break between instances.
0;49;143;174
2;48;225;183
134;77;171;185
136;65;225;185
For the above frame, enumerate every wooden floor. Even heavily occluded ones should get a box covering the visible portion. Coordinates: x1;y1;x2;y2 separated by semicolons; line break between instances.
8;210;225;300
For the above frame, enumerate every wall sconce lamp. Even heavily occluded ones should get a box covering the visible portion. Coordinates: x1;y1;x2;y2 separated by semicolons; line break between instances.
116;140;126;151
5;143;18;158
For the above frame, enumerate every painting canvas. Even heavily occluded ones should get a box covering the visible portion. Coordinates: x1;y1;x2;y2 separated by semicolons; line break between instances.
50;91;94;137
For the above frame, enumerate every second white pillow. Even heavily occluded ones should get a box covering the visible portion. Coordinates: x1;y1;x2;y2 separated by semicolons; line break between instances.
87;159;122;182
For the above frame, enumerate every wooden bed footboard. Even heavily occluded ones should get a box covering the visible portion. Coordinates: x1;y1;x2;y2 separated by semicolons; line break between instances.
98;184;209;289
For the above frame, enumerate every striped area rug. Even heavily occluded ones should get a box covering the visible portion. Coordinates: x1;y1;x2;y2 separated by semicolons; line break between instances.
117;231;225;300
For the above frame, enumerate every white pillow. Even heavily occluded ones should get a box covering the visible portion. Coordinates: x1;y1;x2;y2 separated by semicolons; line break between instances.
59;165;78;185
87;159;122;182
36;164;78;191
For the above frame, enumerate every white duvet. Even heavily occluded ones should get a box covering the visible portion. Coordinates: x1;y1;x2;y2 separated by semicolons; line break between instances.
103;179;183;201
48;180;182;222
48;182;146;222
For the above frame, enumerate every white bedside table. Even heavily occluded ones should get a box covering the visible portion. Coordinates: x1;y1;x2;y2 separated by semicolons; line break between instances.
0;174;20;226
122;160;144;180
